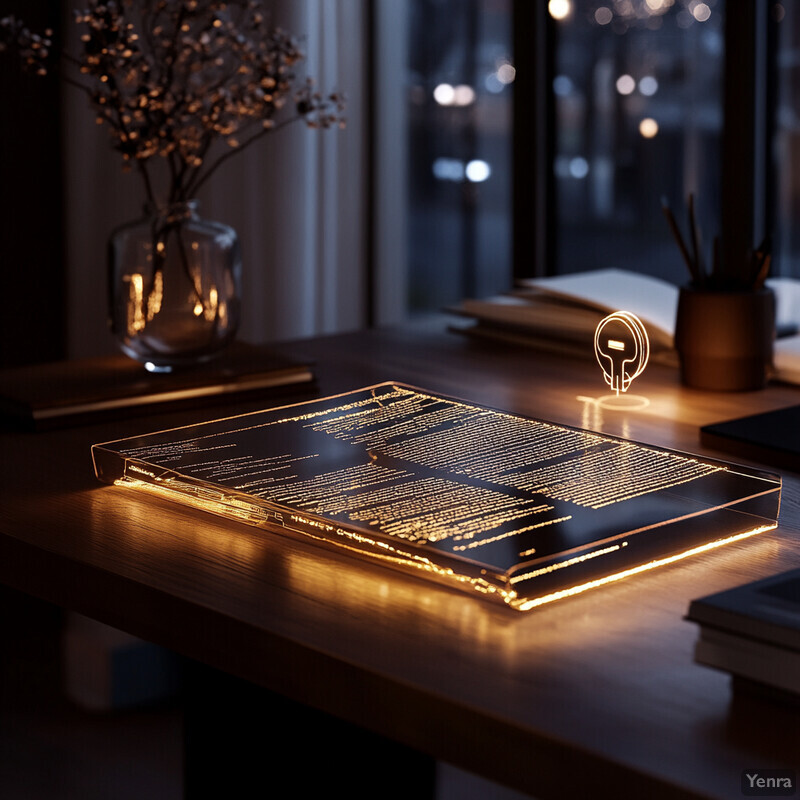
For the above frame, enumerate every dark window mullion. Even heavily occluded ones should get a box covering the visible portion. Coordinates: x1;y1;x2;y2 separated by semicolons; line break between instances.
715;0;772;284
512;1;555;280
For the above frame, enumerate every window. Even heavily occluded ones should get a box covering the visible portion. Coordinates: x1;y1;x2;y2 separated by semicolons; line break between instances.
376;0;800;319
375;0;513;320
774;2;800;278
549;0;725;284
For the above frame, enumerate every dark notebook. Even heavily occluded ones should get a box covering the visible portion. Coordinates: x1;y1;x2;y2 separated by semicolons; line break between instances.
700;405;800;472
688;569;800;652
0;343;315;430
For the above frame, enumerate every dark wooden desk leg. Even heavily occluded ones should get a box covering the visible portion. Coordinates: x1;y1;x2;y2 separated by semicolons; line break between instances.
182;660;436;799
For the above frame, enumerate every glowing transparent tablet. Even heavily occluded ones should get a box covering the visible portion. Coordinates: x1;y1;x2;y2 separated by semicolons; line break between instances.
92;383;781;611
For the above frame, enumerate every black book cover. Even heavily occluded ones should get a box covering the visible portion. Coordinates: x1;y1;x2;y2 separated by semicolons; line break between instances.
0;342;315;430
700;405;800;473
687;568;800;696
687;568;800;653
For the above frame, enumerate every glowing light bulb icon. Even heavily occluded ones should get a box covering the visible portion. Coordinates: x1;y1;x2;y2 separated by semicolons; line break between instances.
594;311;650;395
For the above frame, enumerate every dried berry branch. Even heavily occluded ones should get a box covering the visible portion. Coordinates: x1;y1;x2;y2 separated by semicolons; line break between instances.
1;0;346;208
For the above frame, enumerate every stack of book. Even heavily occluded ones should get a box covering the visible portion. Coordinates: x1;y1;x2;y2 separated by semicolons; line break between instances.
447;268;679;364
447;267;800;381
686;569;800;699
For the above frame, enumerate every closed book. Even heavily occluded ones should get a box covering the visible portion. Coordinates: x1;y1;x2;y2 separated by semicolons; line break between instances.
701;405;800;473
0;342;315;430
687;568;800;695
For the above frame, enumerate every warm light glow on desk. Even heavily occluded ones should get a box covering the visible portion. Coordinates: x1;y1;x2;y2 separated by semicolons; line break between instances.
515;524;774;611
93;383;781;612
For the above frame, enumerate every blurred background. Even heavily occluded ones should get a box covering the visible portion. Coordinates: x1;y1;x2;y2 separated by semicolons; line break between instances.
1;0;797;360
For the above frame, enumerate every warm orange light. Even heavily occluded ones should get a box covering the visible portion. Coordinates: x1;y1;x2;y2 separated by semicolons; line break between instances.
548;0;572;20
514;525;775;611
112;477;518;604
512;542;625;584
93;383;781;613
125;273;146;334
594;311;650;395
454;515;573;552
639;117;659;138
124;271;164;335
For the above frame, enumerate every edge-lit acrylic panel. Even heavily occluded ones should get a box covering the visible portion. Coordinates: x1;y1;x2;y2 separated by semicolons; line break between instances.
92;383;781;611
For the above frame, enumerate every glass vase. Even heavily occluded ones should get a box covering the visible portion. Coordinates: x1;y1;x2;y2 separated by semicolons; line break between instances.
108;200;242;372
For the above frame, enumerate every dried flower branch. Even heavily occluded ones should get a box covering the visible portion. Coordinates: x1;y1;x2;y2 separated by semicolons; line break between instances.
1;0;346;207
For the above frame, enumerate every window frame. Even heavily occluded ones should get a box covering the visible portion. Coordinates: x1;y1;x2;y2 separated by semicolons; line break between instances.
512;0;779;284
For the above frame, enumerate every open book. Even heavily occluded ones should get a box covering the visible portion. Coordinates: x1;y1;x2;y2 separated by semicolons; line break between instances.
448;269;678;363
448;268;800;383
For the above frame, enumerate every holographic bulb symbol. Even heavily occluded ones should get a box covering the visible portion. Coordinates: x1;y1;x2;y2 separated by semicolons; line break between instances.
594;311;650;395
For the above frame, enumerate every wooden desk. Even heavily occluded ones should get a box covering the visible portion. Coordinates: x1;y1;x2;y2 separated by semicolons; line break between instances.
2;320;800;799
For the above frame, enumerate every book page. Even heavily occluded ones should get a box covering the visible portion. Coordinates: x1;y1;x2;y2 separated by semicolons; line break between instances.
517;269;679;340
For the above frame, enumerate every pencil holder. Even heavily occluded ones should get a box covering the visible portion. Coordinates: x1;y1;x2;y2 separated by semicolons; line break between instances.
674;285;775;391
